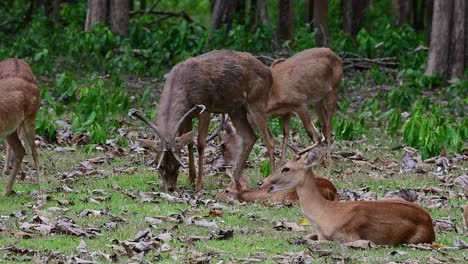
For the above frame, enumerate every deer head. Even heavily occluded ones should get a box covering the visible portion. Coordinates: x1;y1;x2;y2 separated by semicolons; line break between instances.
128;105;205;191
266;143;327;193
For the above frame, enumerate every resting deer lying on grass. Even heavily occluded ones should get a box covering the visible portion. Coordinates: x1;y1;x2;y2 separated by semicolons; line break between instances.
0;58;38;177
267;144;436;245
0;78;40;195
129;50;275;192
267;48;342;165
219;123;337;203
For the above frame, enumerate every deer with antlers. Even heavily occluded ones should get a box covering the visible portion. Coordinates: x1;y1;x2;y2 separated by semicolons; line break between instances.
0;58;39;181
267;144;436;245
129;50;275;192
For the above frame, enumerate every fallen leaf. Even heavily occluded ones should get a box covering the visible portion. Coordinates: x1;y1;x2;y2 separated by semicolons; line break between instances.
342;239;377;249
273;219;305;232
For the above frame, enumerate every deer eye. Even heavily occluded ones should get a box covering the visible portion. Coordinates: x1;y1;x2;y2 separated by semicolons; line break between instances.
281;167;290;173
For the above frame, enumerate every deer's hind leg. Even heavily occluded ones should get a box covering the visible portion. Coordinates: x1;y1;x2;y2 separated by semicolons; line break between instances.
4;131;26;196
22;119;39;186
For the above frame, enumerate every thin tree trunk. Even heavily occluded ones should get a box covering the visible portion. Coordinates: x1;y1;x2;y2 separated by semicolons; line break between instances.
413;0;425;31
425;0;453;77
426;0;434;43
210;0;238;32
110;0;130;35
392;0;413;26
341;0;369;37
235;0;246;25
85;0;108;31
249;0;258;27
257;0;272;28
313;0;328;47
449;0;465;78
305;0;314;28
51;0;61;22
278;0;294;42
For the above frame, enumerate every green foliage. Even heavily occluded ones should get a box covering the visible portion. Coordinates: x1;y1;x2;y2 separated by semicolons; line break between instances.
403;102;466;159
260;160;271;177
71;78;130;144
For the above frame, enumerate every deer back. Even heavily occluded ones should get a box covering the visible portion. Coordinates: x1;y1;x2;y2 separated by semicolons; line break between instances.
0;58;37;85
269;48;342;108
0;78;40;136
156;50;272;139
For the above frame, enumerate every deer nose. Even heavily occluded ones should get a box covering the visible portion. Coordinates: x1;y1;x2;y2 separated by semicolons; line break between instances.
257;180;263;187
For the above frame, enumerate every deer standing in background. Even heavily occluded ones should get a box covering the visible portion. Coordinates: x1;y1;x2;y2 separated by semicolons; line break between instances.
0;78;40;195
267;144;436;245
129;50;275;192
267;48;342;165
0;58;38;177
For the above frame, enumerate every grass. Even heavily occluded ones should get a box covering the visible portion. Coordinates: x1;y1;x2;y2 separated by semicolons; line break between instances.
1;134;466;263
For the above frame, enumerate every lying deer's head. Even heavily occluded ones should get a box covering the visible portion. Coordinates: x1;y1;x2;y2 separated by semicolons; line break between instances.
266;143;327;193
128;106;204;191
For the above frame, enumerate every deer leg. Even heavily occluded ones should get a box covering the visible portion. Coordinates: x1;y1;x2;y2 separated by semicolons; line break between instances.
324;94;337;165
296;105;321;143
314;100;333;166
183;121;196;185
247;106;276;171
196;112;210;191
4;131;25;196
279;114;291;166
3;139;10;175
229;110;256;192
22;120;40;188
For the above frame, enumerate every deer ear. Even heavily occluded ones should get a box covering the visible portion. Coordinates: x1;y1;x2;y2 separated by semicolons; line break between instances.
306;148;325;167
139;139;162;154
176;131;194;149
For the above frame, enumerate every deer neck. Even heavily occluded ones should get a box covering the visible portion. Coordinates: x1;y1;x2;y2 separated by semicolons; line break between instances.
156;95;191;138
296;169;334;226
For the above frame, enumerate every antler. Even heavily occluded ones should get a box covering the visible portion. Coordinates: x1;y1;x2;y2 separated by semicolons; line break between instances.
172;104;206;140
128;109;164;141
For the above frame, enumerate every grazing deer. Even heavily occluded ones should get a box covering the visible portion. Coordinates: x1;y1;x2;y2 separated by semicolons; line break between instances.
0;58;38;176
0;78;40;195
219;125;338;203
267;144;436;245
129;50;275;192
267;48;342;165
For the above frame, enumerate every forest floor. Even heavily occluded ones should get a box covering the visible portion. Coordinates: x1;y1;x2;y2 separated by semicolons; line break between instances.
0;75;467;263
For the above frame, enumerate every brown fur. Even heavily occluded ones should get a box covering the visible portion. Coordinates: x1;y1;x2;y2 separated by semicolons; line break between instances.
137;50;276;191
238;176;338;204
268;147;436;245
0;58;37;175
267;48;342;165
0;78;40;195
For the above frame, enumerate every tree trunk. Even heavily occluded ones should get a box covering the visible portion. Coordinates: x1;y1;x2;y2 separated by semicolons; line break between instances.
392;0;413;26
51;0;61;22
110;0;130;36
426;0;434;43
449;0;465;78
85;0;108;31
210;0;239;33
235;0;246;25
341;0;370;37
249;0;258;27
278;0;294;42
425;0;453;77
257;0;272;28
313;0;328;47
305;0;314;28
413;0;425;31
465;0;468;68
